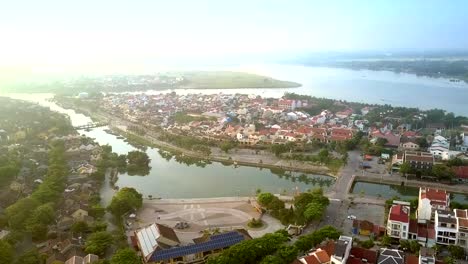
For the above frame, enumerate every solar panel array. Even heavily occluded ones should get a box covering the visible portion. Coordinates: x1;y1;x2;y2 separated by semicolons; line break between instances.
150;231;246;262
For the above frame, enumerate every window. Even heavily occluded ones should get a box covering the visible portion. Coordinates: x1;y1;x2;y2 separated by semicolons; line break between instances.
441;223;447;227
403;226;407;231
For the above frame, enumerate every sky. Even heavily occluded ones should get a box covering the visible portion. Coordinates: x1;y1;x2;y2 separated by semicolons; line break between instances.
1;0;468;81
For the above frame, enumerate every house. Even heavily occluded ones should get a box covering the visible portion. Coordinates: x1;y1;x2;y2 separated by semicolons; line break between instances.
370;130;401;148
329;128;354;142
400;137;420;150
387;202;410;240
407;220;436;247
418;247;435;264
417;188;450;224
64;254;99;264
352;220;380;237
297;248;332;264
377;249;404;264
453;166;468;183
434;210;457;245
331;236;352;264
71;208;90;222
404;151;434;171
135;223;181;262
348;247;378;264
454;209;468;252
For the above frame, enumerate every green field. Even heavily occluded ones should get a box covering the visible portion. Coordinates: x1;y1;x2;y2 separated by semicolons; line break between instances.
177;71;301;89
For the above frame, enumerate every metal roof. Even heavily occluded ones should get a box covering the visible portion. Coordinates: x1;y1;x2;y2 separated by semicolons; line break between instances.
136;224;161;258
150;231;246;262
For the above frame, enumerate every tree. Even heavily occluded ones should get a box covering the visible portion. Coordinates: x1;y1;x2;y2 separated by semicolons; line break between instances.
84;231;114;256
220;141;236;153
14;249;41;264
259;255;283;264
108;187;143;217
5;197;40;229
257;193;275;207
126;151;150;166
360;239;375;249
318;149;329;163
375;138;388;147
432;164;455;180
303;202;326;221
276;245;298;263
71;221;89;235
444;257;456;264
380;235;391;247
0;240;13;264
111;248;141;264
399;162;411;176
448;245;465;259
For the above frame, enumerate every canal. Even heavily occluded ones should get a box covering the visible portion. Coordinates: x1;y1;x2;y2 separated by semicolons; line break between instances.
351;181;468;203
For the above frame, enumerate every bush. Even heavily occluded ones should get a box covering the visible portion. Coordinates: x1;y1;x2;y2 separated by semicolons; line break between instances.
247;218;263;228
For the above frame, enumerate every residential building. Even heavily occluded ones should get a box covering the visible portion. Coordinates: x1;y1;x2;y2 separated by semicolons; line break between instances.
331;236;352;264
408;220;436;248
404;151;434;171
64;254;99;264
418;247;435;264
434;210;457;245
387;202;410;240
297;248;331;264
417;188;450;224
454;209;468;252
377;249;404;264
454;166;468;183
348;247;378;264
329;128;354;142
370;130;401;148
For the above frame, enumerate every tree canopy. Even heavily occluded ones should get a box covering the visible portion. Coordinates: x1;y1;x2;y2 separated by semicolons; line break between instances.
110;248;141;264
108;187;143;217
84;231;114;256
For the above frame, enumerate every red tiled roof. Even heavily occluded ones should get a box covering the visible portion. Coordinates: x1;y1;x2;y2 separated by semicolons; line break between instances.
406;255;419;264
420;188;448;205
350;247;378;264
402;131;418;138
454;166;468;179
389;204;410;223
322;240;336;257
302;255;320;264
314;250;330;263
455;209;468;218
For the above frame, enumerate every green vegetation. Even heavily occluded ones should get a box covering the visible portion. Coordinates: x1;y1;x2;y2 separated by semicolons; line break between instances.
5;141;67;241
173;112;216;124
111;248;141;264
257;188;329;225
126;150;151;176
399;240;421;254
359;239;375;249
0;240;14;264
108;187;143;218
158;131;213;155
84;231;114;256
247;218;263;228
325;60;468;83
179;71;301;89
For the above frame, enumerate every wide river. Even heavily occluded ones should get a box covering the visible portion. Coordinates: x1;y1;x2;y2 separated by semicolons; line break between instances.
136;64;468;116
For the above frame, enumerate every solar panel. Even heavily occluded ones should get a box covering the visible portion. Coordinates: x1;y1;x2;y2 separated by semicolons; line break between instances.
150;231;246;261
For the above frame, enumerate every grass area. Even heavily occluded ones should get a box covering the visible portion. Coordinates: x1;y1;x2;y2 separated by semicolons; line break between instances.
177;71;301;89
326;159;345;175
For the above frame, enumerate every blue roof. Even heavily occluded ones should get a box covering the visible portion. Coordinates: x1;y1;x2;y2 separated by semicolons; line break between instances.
149;231;246;262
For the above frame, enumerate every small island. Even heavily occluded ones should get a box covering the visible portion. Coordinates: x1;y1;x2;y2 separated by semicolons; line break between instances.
175;71;301;89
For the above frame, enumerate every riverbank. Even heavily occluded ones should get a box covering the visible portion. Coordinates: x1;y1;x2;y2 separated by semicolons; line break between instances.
112;124;334;176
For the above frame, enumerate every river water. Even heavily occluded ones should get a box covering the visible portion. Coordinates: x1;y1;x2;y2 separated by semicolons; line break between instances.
4;93;332;202
132;65;468;116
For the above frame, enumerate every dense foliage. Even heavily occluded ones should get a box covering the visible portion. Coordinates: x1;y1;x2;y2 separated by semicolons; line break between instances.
108;187;143;217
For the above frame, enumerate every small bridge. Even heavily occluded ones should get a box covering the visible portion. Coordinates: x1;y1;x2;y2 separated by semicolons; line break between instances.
74;122;108;130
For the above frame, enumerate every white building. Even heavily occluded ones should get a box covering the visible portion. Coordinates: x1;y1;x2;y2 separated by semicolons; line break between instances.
417;188;450;224
454;209;468;253
331;236;352;264
387;202;410;240
435;210;458;245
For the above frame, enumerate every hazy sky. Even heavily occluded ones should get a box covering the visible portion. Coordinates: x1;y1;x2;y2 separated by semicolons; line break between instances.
1;0;468;78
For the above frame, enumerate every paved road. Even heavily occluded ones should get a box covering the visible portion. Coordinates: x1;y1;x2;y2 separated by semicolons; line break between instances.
328;150;361;200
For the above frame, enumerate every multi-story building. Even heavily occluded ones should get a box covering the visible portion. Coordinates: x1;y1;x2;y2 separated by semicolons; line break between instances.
455;209;468;252
434;210;458;245
418;247;435;264
331;236;352;264
404;151;434;171
387;202;410;240
417;188;450;224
